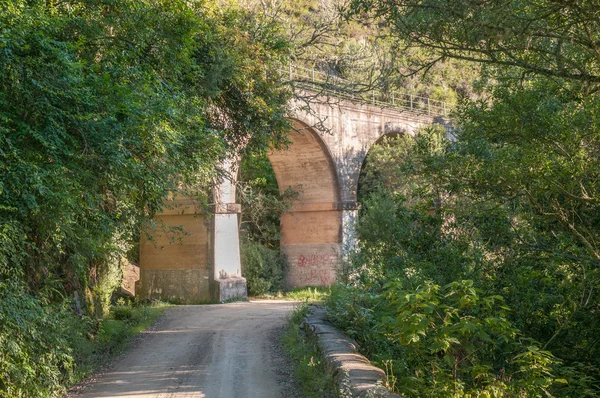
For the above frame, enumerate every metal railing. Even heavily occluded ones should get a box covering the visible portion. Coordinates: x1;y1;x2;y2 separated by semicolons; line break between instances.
284;64;448;117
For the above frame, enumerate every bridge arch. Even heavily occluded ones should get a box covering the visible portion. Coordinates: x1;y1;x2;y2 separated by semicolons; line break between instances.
356;130;412;201
138;93;444;303
267;119;342;287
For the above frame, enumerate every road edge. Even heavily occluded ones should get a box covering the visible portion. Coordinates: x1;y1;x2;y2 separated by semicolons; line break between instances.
301;306;403;398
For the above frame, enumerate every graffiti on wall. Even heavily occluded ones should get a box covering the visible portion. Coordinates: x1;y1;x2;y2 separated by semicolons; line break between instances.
294;253;337;285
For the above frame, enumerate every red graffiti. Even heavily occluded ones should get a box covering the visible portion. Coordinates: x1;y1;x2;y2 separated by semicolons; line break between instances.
294;253;337;286
297;254;335;268
296;268;333;285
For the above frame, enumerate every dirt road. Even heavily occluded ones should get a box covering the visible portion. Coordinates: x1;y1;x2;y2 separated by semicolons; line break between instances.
67;300;300;398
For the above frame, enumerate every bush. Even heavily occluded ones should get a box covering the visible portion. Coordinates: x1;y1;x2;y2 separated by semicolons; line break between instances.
241;242;286;296
326;281;561;397
0;280;74;398
0;280;169;397
111;305;134;321
326;127;600;396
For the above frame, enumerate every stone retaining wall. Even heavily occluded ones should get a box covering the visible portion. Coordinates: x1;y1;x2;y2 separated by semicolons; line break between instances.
301;306;403;398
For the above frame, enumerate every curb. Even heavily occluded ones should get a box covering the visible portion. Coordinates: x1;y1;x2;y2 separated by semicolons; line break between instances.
301;306;404;398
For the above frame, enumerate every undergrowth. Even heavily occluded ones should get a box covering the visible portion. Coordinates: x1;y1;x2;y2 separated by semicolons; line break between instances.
251;286;331;302
69;300;170;384
282;304;338;398
0;287;169;398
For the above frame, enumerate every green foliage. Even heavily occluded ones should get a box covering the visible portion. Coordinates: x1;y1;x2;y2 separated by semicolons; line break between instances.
379;280;556;397
328;117;600;395
0;0;291;299
285;287;331;302
241;242;286;296
327;281;560;397
0;280;168;398
347;0;600;85
0;0;291;395
238;151;299;248
65;299;169;385
326;2;600;394
0;280;73;398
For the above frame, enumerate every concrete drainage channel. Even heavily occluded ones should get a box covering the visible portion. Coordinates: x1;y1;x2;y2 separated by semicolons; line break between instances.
301;306;403;398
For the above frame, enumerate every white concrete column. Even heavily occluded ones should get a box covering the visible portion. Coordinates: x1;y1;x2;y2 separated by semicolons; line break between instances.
213;159;242;280
214;212;241;279
342;207;358;260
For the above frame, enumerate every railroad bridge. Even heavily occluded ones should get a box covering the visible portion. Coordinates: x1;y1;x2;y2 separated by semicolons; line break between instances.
137;67;450;302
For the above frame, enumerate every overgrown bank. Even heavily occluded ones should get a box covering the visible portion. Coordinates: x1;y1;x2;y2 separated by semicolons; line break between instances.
1;293;168;397
0;1;291;395
324;128;600;397
282;304;338;398
318;2;600;396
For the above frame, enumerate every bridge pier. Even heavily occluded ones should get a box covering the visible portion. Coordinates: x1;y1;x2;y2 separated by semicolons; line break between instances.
136;195;213;303
280;202;342;288
211;160;247;302
341;206;359;259
212;203;247;301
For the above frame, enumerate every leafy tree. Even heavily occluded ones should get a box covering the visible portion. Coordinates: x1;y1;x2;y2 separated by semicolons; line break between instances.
328;1;600;395
0;0;292;394
347;0;600;86
329;122;600;395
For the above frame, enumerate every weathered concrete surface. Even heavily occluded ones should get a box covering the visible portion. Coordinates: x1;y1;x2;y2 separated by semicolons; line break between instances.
67;301;300;398
213;276;247;302
138;194;214;303
282;243;340;288
137;269;212;303
302;306;403;398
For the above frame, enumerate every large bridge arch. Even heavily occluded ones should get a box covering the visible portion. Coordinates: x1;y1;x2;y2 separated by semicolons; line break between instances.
137;92;445;303
268;119;342;287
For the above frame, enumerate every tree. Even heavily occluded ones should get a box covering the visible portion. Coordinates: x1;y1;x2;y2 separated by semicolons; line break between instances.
0;1;292;394
348;0;600;88
330;0;600;395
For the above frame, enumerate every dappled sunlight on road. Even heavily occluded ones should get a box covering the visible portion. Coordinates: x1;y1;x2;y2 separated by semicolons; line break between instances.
67;301;297;398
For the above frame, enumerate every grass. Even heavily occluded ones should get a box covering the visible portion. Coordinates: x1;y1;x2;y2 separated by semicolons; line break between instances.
251;286;331;302
282;303;338;398
67;300;170;384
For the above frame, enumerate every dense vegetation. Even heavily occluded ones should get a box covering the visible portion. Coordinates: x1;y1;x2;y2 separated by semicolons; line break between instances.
325;1;600;397
0;0;291;395
237;151;300;296
3;0;600;396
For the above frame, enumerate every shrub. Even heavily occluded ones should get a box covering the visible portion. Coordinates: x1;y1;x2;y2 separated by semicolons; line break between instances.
0;281;74;398
327;281;561;397
241;242;286;296
326;125;600;396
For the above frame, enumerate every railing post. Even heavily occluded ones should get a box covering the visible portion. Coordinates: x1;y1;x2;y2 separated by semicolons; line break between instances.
410;94;413;110
312;69;315;83
372;89;375;105
392;91;395;105
427;98;431;114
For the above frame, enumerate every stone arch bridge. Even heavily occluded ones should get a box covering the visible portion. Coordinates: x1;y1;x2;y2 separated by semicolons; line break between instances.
137;71;449;302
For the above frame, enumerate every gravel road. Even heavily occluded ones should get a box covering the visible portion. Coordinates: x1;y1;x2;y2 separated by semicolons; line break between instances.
67;300;301;398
